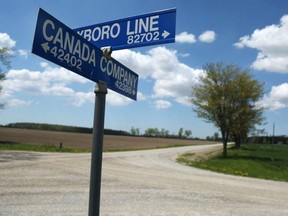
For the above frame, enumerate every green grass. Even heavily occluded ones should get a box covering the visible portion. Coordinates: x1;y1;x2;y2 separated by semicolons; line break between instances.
177;144;288;182
0;143;90;153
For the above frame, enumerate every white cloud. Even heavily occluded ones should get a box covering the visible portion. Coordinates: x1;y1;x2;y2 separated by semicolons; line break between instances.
0;33;16;49
136;92;146;101
234;14;288;73
112;49;152;78
251;54;288;73
257;83;288;111
198;31;216;43
106;91;132;106
39;63;88;84
2;63;137;107
175;96;191;106
176;32;197;44
3;66;87;96
113;47;203;107
176;31;217;44
154;100;172;109
2;46;204;109
178;53;190;58
1;64;95;107
40;62;49;68
6;98;32;108
18;49;29;59
72;91;94;107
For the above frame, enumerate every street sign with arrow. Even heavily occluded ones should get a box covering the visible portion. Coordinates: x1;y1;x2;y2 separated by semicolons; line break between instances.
32;8;138;100
74;8;176;50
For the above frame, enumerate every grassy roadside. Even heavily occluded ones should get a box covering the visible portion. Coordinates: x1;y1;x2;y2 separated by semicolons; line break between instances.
177;144;288;182
0;143;90;153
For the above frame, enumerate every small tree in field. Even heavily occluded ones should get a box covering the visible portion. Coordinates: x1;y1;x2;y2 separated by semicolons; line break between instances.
191;62;264;157
178;128;183;138
184;130;192;139
214;132;219;141
130;127;140;136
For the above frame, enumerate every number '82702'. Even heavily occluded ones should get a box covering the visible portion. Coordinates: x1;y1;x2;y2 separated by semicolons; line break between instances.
127;32;160;44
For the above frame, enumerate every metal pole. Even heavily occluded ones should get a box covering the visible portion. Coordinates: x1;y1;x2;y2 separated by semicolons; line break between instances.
88;81;107;216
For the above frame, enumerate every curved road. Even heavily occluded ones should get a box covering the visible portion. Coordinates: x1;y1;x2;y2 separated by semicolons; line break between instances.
0;144;287;216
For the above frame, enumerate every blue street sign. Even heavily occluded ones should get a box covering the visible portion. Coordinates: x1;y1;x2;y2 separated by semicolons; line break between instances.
74;8;176;50
32;8;138;100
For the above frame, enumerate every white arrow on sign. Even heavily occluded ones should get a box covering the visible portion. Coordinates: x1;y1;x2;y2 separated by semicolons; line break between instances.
162;30;170;39
41;42;50;53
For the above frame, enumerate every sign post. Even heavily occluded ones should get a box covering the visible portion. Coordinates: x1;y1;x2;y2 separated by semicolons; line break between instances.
32;9;139;216
32;7;175;216
89;81;107;216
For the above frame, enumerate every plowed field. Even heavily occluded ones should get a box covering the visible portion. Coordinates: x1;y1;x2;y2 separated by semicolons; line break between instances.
0;127;214;151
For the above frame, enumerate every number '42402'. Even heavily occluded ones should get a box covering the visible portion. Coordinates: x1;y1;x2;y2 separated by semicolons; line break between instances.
50;46;82;70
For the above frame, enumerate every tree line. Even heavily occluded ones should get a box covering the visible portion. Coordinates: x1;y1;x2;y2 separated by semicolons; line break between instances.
131;127;193;139
3;123;193;139
3;122;129;136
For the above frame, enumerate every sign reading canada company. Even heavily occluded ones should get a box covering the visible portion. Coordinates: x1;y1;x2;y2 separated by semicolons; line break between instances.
32;8;138;100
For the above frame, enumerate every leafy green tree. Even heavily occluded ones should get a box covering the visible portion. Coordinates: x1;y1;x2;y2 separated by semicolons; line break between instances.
160;128;169;137
135;128;140;136
0;47;12;67
144;128;159;137
229;71;265;148
191;62;264;157
130;127;140;136
184;130;192;139
0;47;12;110
178;127;183;139
214;132;219;141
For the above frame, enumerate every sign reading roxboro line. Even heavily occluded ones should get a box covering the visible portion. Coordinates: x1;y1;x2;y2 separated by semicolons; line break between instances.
32;8;138;100
74;8;176;50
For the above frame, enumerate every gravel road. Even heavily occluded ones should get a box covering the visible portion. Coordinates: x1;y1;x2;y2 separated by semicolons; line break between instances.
0;144;288;216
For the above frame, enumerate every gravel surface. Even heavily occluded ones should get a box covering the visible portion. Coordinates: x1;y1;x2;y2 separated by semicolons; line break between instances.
0;144;288;216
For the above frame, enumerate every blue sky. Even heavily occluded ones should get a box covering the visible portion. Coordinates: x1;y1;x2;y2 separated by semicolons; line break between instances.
1;0;288;138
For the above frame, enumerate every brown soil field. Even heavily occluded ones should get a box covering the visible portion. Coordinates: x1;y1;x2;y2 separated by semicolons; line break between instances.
0;127;216;151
